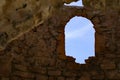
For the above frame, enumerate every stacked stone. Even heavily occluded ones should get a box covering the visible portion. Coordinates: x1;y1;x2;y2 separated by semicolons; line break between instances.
0;0;120;80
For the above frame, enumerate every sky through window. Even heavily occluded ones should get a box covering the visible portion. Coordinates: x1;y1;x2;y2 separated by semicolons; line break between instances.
64;0;95;63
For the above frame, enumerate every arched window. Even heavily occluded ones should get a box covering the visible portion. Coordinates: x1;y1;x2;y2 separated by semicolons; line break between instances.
65;16;95;63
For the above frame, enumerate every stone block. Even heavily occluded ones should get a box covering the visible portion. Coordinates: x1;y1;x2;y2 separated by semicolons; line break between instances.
57;77;65;80
36;75;48;80
13;71;34;79
101;60;116;70
1;77;9;80
48;70;61;76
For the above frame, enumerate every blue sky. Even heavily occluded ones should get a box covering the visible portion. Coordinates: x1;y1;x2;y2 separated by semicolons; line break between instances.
64;0;95;63
64;0;83;6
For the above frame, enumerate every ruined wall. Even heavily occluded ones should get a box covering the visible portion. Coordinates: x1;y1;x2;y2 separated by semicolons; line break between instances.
0;0;120;80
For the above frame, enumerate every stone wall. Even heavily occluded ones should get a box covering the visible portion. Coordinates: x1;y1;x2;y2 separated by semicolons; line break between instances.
0;0;120;80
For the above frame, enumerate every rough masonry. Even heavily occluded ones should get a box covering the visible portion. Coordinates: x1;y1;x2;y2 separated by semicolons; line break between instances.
0;0;120;80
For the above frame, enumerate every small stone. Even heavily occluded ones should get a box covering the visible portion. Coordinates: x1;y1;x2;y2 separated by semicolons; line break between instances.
79;76;91;80
63;71;77;77
36;75;48;80
106;70;120;79
101;61;116;70
13;71;34;78
66;77;76;80
14;64;28;71
1;77;9;80
57;77;65;80
48;70;61;76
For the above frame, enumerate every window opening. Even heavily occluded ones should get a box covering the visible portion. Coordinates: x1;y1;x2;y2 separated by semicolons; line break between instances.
65;16;95;64
64;0;83;7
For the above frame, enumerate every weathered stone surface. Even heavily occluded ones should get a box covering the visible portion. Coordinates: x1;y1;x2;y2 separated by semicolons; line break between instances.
0;0;120;80
48;70;61;76
0;0;78;50
1;77;9;80
13;71;34;79
79;76;91;80
106;70;120;79
57;77;65;80
100;59;116;70
36;75;48;80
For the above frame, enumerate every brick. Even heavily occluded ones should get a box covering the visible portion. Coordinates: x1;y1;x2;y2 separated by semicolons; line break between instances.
14;64;28;71
106;70;120;79
48;70;61;76
66;77;76;80
13;71;34;79
79;76;91;80
57;77;65;80
63;71;77;77
101;62;116;70
1;77;9;80
36;75;48;80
